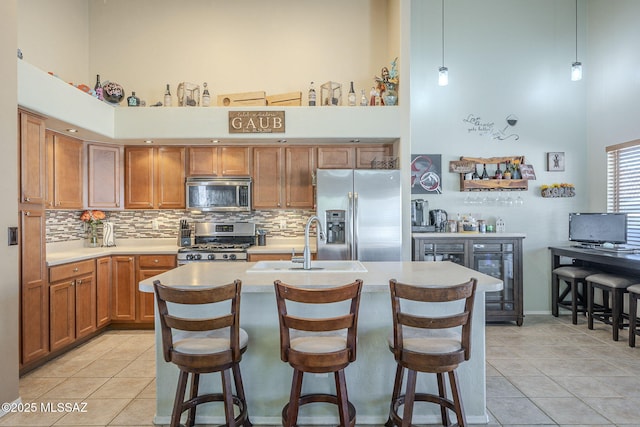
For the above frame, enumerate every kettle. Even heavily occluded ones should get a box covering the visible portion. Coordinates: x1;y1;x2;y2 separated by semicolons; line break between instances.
429;209;448;232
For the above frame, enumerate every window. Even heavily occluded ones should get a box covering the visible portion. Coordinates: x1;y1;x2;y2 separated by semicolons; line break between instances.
607;140;640;246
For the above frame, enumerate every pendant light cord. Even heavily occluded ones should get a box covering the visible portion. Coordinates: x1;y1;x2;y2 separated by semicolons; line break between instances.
575;0;578;62
441;0;445;67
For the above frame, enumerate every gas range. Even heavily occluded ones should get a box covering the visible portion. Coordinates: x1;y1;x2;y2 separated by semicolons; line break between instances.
177;222;255;264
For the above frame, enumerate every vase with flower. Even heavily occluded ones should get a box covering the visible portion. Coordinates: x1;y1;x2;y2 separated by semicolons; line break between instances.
80;210;106;247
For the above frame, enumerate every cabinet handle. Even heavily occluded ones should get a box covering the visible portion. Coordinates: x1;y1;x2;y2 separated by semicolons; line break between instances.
25;197;31;202
73;267;79;272
24;211;30;216
154;259;159;263
77;279;82;285
116;202;120;207
149;203;153;207
71;280;76;286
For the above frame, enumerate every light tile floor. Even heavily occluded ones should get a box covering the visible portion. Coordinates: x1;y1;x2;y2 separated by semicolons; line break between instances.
1;314;638;426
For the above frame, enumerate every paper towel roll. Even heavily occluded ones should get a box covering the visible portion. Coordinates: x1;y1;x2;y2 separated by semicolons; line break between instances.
102;221;115;247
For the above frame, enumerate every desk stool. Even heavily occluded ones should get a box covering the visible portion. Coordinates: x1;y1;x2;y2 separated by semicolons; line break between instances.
153;279;251;427
586;273;635;341
274;279;363;427
628;284;640;347
385;278;477;427
552;266;600;324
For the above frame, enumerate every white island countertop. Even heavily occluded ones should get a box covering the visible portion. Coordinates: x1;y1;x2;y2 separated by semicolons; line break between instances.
139;260;501;426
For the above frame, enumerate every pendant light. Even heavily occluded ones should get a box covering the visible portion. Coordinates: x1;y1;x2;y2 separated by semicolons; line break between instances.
438;0;449;86
571;0;582;81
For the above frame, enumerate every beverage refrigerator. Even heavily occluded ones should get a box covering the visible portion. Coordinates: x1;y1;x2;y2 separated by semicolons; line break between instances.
316;169;402;261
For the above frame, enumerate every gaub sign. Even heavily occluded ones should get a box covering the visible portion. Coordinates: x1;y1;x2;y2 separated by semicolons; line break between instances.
229;111;285;134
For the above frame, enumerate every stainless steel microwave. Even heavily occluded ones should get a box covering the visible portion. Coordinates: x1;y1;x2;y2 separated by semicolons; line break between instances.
186;177;252;212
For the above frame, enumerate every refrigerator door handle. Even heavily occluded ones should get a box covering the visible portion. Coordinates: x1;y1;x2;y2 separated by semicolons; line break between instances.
348;192;354;260
353;192;359;260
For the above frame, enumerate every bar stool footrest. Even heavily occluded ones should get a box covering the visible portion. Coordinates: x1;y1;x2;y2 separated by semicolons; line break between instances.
387;393;460;427
282;393;356;427
181;393;251;427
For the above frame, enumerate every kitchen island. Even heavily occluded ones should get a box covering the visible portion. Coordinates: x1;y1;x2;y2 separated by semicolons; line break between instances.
139;260;502;425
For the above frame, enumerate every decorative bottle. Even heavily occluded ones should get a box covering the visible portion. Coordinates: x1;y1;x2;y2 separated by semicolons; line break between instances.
503;161;512;179
494;163;503;179
512;162;522;179
472;165;480;180
163;84;171;107
94;74;103;100
308;82;316;106
360;89;368;106
127;91;140;107
481;164;490;180
348;81;356;106
201;82;210;107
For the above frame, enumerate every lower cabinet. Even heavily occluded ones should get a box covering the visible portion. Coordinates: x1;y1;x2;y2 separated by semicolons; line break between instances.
49;260;96;352
136;255;177;323
96;257;112;328
413;235;524;325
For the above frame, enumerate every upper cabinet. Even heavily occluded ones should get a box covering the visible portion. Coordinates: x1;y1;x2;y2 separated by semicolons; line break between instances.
318;144;393;169
124;146;185;209
87;144;122;209
19;110;47;205
46;131;84;209
187;146;250;176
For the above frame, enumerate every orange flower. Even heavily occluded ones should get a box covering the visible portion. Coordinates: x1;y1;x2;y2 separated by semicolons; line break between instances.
80;210;105;224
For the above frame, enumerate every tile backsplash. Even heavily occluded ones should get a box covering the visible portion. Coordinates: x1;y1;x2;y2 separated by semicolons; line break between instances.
46;209;315;243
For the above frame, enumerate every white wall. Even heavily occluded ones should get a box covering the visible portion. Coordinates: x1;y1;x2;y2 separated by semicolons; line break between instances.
410;0;589;312
586;0;640;211
0;0;20;410
17;0;89;85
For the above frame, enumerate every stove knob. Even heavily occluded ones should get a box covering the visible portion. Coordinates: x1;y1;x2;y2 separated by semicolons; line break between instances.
186;254;194;260
207;254;216;260
194;253;202;260
222;254;228;259
229;254;237;260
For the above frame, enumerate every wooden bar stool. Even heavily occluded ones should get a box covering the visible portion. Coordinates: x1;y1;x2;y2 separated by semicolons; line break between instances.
385;278;477;427
552;266;600;324
274;279;363;427
153;279;251;427
628;284;640;347
586;273;635;341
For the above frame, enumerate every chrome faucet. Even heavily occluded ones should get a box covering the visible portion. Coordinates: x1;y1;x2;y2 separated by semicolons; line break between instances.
292;215;325;270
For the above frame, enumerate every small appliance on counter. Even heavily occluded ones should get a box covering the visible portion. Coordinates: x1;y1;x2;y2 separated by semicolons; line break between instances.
411;199;435;232
256;229;268;246
178;219;192;247
429;209;448;232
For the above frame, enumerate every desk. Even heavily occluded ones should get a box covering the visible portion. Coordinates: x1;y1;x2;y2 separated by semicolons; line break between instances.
549;246;640;276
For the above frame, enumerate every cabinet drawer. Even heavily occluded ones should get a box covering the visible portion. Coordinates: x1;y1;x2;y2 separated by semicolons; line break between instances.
138;255;176;269
49;259;95;282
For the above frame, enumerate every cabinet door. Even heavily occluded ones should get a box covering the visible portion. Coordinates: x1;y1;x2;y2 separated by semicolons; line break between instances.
252;147;282;209
188;146;218;176
19;111;46;205
125;147;155;209
88;144;121;209
111;256;136;321
74;274;96;339
20;208;49;364
49;280;75;352
317;147;354;169
285;146;315;208
96;257;112;328
220;146;250;176
51;133;84;209
137;269;164;323
156;147;186;209
355;145;391;169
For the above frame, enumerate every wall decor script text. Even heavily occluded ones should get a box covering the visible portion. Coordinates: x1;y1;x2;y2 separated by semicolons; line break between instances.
229;111;285;133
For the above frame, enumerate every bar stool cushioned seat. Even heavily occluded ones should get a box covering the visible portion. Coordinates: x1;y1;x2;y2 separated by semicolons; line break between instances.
154;279;251;427
552;266;600;324
628;284;640;347
386;278;477;427
586;273;635;341
274;279;363;427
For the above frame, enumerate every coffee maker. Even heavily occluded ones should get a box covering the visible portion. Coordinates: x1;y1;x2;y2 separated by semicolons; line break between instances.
429;209;448;232
411;199;434;232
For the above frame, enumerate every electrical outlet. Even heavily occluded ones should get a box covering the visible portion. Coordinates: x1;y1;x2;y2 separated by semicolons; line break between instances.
280;219;286;229
152;219;159;230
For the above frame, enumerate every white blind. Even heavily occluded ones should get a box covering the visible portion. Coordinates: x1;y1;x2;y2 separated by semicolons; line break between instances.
607;140;640;246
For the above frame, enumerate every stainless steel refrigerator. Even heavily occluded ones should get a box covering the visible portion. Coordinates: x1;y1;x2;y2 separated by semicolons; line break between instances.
316;169;401;261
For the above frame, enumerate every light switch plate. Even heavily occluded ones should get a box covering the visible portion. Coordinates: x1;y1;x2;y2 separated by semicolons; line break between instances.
8;227;18;246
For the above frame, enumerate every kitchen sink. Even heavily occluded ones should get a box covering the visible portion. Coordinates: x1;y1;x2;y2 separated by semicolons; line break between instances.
246;260;367;273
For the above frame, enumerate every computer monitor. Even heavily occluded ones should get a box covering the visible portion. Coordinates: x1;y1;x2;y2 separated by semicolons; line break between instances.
568;212;627;247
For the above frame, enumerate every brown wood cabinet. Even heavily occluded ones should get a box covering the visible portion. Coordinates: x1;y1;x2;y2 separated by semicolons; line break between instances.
19;207;49;365
88;144;122;209
318;145;393;169
45;131;84;209
95;257;112;328
247;252;314;262
48;260;96;352
355;145;392;169
136;255;176;323
187;146;250;176
252;146;315;209
125;146;185;209
111;256;136;321
19;110;47;205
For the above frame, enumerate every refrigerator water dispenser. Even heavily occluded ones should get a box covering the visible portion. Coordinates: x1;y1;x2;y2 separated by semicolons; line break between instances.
325;210;346;244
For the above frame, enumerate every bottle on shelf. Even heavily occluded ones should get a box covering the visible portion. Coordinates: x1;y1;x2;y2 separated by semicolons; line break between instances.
94;74;103;100
512;162;522;179
127;91;140;107
360;89;368;106
348;81;356;106
201;82;210;107
481;163;490;180
494;162;503;179
164;84;172;107
308;82;316;106
503;161;512;179
471;164;480;180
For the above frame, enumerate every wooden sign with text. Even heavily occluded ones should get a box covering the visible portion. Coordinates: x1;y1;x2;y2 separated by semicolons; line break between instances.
228;111;285;134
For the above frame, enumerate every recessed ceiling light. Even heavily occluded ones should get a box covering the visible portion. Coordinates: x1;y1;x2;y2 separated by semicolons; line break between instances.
144;140;153;144
351;139;360;143
279;139;287;143
211;139;220;143
66;128;78;133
